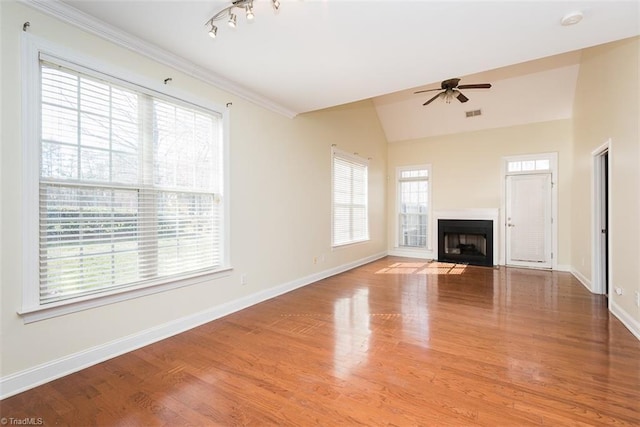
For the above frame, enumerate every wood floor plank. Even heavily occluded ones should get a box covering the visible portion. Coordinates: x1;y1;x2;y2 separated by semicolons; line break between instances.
2;257;639;425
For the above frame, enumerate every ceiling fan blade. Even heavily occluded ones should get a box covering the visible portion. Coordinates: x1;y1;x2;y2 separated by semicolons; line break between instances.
423;92;442;106
457;83;492;90
456;92;469;103
414;88;441;94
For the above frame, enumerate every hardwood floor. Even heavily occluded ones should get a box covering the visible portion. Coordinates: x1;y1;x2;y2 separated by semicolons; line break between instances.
2;257;639;426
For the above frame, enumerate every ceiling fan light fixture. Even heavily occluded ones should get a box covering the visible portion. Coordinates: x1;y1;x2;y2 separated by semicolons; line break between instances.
443;89;458;103
418;78;492;107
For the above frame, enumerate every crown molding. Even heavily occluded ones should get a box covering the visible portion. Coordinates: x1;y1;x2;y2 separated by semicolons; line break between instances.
18;0;298;119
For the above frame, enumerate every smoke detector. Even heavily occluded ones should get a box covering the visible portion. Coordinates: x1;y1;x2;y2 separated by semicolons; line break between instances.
561;11;583;26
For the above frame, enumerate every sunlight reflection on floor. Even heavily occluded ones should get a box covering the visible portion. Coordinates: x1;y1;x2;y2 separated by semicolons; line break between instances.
375;262;467;275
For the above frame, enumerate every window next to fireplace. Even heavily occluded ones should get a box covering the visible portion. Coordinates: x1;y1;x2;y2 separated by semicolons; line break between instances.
438;219;494;267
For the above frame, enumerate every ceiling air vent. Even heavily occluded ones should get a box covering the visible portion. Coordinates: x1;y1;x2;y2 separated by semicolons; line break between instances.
465;109;482;118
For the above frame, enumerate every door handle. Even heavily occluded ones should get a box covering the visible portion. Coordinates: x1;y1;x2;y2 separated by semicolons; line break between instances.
508;223;515;227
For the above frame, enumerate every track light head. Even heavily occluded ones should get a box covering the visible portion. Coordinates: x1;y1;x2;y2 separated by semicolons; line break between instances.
246;4;254;20
228;12;237;28
208;24;218;38
272;0;280;11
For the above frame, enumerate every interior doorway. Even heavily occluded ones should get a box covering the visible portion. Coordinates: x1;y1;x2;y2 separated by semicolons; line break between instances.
592;141;610;296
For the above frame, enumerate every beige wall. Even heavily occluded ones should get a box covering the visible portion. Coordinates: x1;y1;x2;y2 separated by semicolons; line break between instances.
387;120;573;266
572;37;640;327
0;2;387;381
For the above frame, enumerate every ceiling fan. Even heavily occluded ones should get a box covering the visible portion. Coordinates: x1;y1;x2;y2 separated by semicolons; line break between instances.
415;78;492;106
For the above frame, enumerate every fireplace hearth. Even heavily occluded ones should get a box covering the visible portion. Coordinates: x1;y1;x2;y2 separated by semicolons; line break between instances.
438;219;494;267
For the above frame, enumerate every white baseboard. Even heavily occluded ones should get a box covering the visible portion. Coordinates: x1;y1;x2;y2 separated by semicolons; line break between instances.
0;251;387;400
570;267;593;292
569;269;639;342
387;248;433;260
610;300;640;341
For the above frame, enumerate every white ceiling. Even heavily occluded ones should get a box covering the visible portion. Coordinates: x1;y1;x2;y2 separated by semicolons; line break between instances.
33;0;640;138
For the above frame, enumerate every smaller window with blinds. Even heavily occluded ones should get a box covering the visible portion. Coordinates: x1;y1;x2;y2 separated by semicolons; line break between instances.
22;46;228;315
332;148;369;247
397;165;430;249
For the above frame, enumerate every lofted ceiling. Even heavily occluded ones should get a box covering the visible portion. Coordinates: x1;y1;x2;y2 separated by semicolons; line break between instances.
29;0;640;139
375;51;583;141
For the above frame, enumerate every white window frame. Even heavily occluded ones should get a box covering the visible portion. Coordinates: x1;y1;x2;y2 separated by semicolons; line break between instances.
20;34;231;323
331;147;369;248
395;165;432;251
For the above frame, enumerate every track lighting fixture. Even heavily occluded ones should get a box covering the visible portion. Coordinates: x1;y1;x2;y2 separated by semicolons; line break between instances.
205;0;281;39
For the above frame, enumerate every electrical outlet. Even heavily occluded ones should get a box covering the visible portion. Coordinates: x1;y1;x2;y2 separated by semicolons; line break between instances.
635;291;640;307
240;274;247;286
313;257;318;265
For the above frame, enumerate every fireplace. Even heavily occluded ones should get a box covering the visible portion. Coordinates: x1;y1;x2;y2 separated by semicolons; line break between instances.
438;219;494;267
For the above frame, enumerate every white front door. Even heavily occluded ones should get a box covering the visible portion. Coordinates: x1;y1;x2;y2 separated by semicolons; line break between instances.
506;173;552;268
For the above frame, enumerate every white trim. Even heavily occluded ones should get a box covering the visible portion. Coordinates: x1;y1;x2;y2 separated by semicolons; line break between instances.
18;269;233;324
501;152;558;270
591;139;611;296
388;248;434;260
0;251;388;399
21;33;42;311
610;300;640;341
433;209;500;266
17;0;297;119
571;267;593;292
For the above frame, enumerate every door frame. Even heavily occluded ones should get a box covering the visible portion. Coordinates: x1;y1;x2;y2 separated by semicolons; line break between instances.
592;139;611;296
500;152;558;269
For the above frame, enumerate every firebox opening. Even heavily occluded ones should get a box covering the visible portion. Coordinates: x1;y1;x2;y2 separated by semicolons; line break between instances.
438;219;494;267
444;233;486;257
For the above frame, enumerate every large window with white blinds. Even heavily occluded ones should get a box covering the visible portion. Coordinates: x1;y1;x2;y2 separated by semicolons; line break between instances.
332;148;369;247
26;51;227;310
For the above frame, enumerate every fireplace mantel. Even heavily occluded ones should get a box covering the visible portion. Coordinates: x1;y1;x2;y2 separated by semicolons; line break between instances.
433;209;499;266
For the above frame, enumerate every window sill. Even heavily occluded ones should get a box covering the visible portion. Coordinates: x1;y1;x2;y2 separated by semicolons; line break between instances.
18;267;233;324
331;238;370;250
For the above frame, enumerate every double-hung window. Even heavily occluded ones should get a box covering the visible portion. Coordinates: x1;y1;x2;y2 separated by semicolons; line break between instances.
22;39;228;317
397;166;430;248
332;148;369;247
